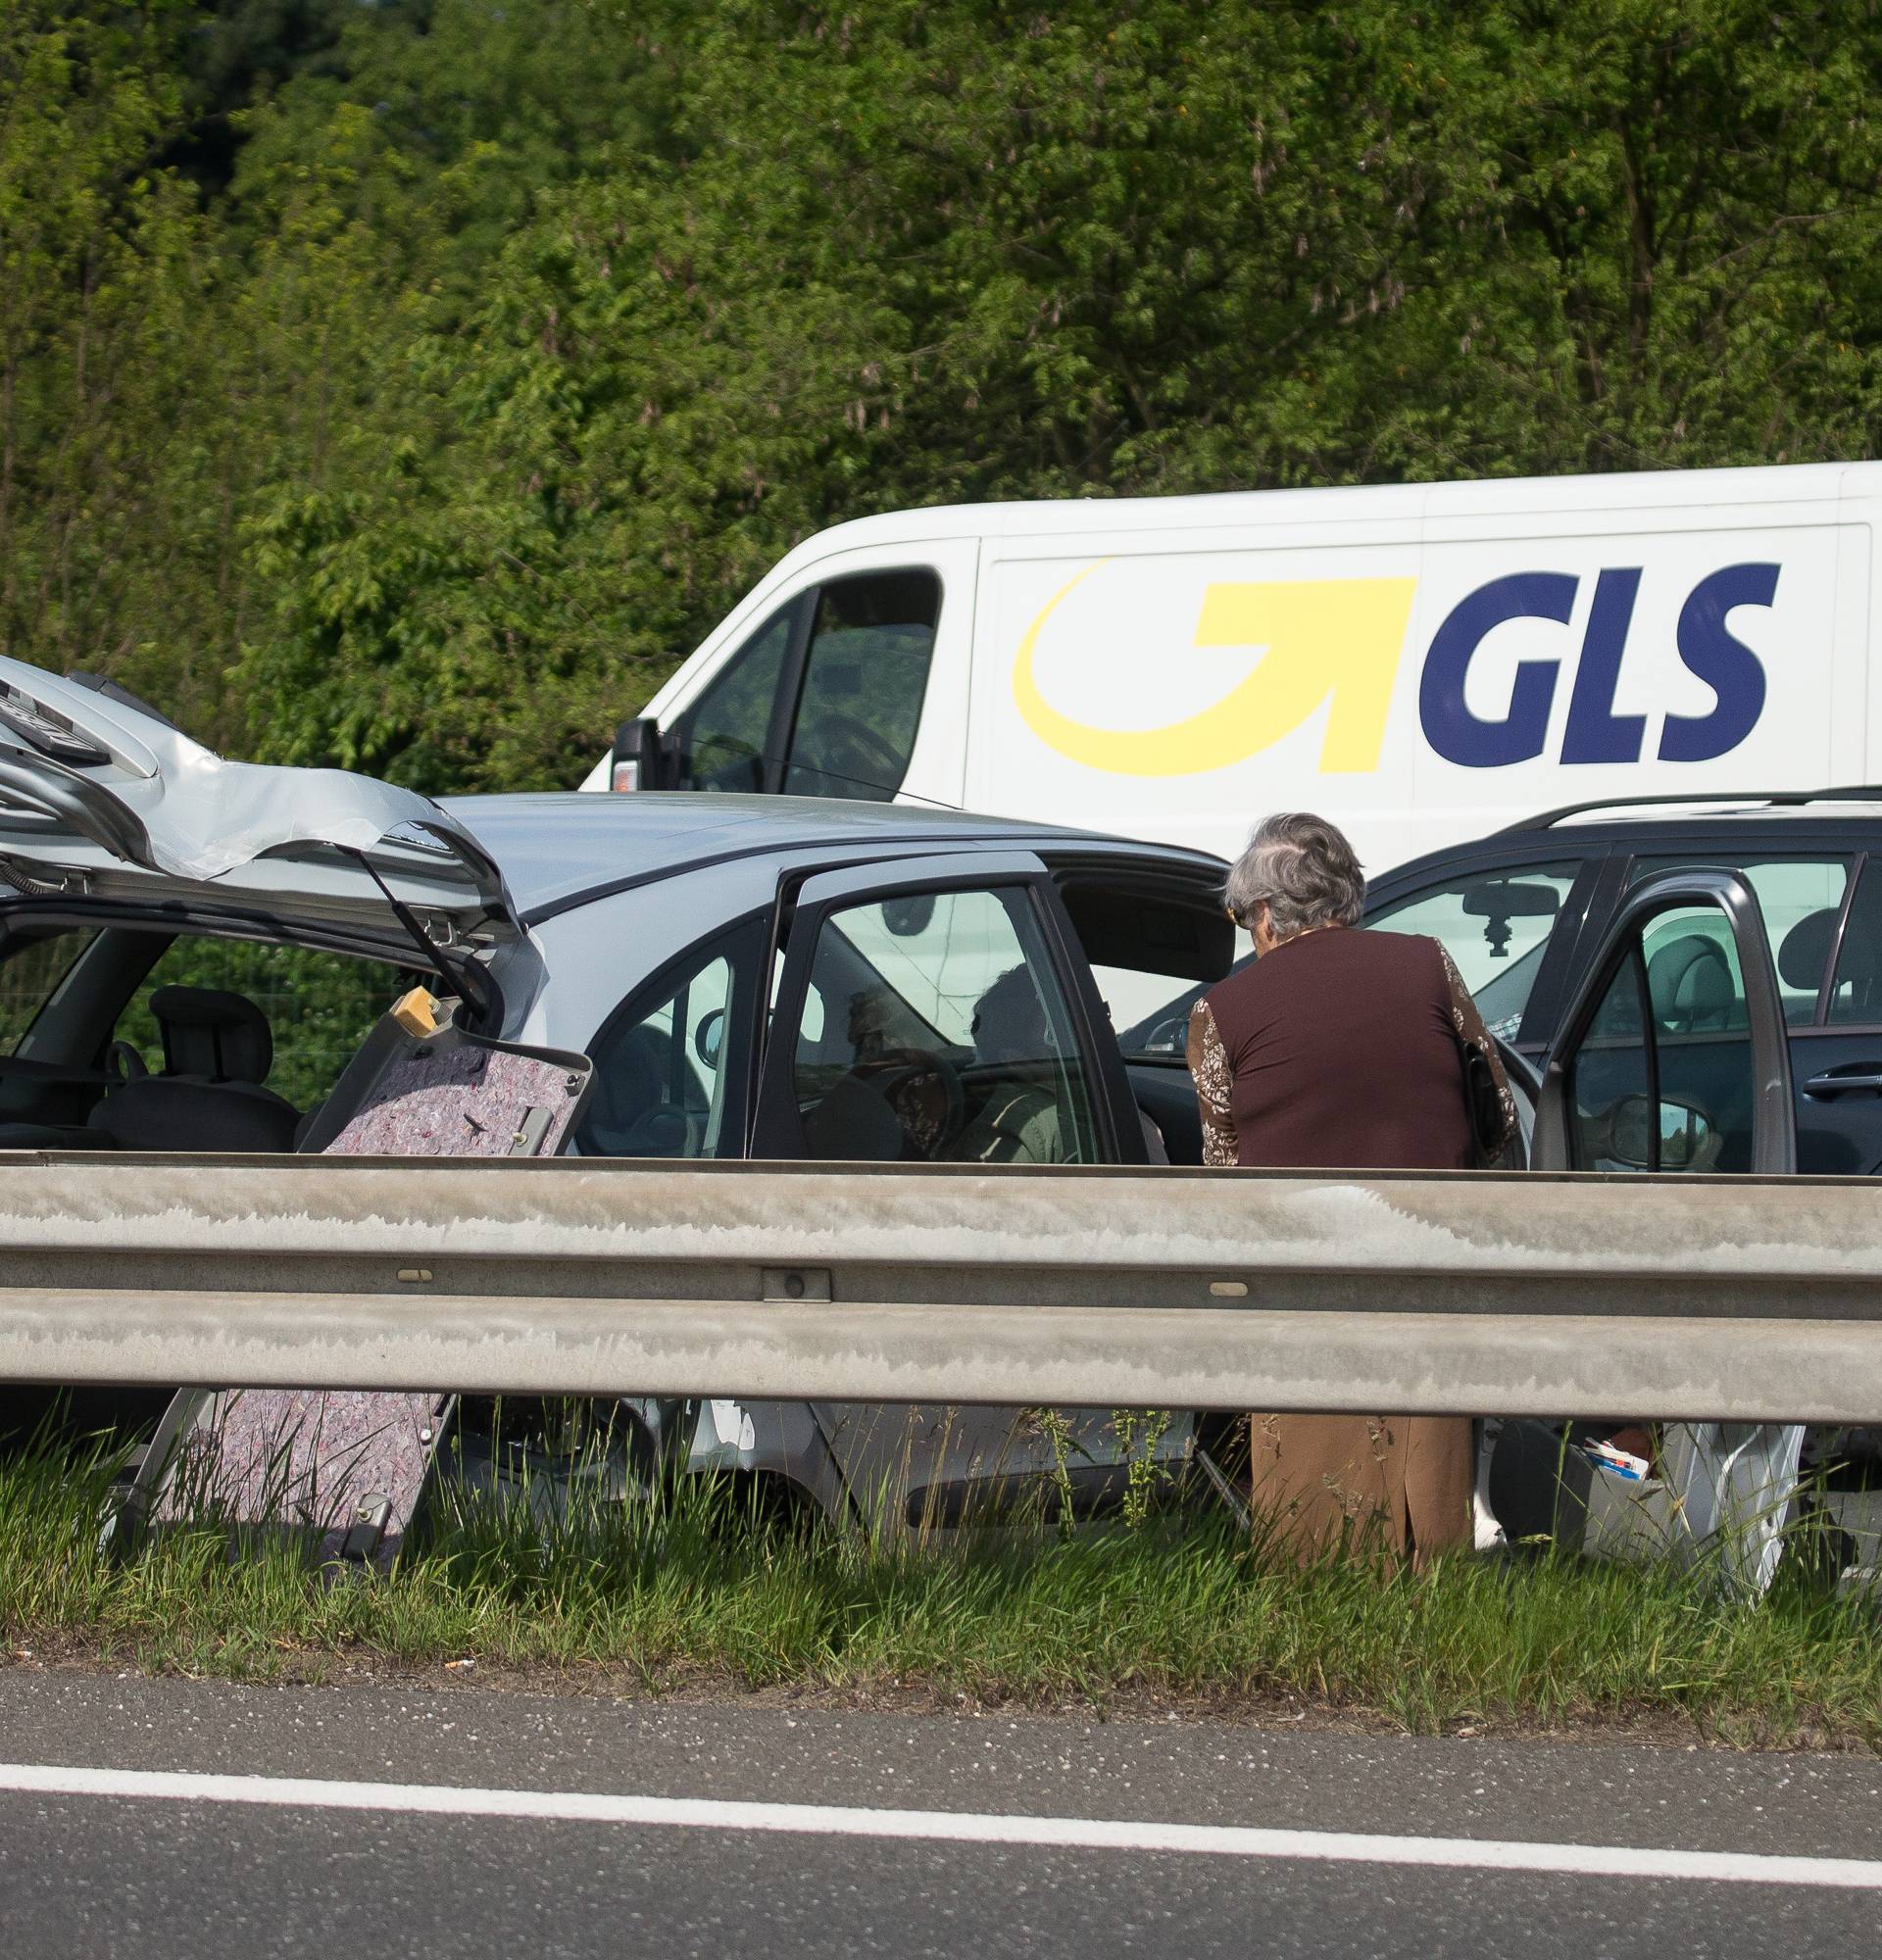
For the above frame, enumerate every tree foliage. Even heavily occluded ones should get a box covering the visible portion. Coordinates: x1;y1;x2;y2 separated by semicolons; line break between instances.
3;1;1881;792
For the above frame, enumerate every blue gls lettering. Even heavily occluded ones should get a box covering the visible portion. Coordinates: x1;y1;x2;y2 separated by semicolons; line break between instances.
1659;562;1778;762
1420;562;1780;767
1561;567;1646;764
1419;572;1576;766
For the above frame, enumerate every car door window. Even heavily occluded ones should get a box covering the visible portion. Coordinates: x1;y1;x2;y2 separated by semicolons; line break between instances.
674;607;796;792
1645;904;1756;1172
1572;906;1754;1173
782;569;939;801
578;921;762;1158
1826;858;1882;1026
788;885;1100;1163
1568;947;1652;1170
1363;860;1578;1042
1632;857;1850;1026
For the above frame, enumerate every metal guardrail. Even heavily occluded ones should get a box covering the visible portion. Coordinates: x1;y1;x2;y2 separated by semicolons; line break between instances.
0;1152;1876;1423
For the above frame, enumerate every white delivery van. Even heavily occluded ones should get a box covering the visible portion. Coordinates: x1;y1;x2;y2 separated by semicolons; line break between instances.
585;462;1882;874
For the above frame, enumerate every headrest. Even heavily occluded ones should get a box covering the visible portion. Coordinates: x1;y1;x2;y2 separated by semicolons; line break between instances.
1646;935;1733;1029
1778;908;1839;993
150;985;272;1084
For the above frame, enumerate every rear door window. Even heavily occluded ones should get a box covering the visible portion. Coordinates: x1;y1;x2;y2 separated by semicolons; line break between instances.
577;920;764;1158
1631;857;1851;1025
1363;860;1579;1043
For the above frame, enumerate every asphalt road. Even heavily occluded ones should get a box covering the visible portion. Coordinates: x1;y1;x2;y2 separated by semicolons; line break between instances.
1;1674;1879;1959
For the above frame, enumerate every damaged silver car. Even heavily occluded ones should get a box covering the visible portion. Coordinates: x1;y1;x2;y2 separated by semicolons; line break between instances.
0;657;1233;1553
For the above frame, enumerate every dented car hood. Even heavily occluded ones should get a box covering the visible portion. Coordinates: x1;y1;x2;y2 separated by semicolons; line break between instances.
0;658;518;944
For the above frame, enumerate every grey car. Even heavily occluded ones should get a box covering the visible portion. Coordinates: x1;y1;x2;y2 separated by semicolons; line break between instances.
0;658;1233;1532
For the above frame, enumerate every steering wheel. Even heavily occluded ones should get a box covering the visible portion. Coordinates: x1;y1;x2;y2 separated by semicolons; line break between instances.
857;1047;966;1158
105;1041;148;1087
809;713;906;793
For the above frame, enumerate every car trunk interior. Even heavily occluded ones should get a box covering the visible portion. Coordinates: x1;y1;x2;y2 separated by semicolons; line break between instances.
0;914;423;1153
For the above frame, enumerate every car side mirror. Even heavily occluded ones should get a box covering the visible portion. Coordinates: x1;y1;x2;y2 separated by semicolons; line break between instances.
1605;1092;1715;1170
694;1007;723;1068
880;892;936;937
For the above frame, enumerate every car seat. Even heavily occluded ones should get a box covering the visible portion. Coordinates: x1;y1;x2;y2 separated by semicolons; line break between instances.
1645;934;1736;1033
580;1023;693;1156
800;1070;908;1160
1834;919;1882;1018
1785;903;1881;1020
85;986;299;1152
1777;907;1838;1006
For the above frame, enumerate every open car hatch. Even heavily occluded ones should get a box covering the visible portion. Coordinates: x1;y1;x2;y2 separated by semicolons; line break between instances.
0;658;519;949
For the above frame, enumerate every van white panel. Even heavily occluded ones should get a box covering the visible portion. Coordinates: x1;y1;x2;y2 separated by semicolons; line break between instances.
972;512;1867;873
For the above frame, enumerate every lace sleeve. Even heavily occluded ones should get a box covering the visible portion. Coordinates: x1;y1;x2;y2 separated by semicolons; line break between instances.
1437;942;1518;1159
1187;1000;1239;1168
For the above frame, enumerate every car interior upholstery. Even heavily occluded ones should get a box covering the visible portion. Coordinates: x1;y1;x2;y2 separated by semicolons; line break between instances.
1778;906;1838;1005
84;986;300;1153
1646;933;1737;1033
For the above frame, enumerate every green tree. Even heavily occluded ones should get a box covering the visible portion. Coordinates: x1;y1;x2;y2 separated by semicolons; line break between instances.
8;2;1882;793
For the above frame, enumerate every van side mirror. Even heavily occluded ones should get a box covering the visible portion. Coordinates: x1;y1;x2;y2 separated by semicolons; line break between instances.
611;717;666;793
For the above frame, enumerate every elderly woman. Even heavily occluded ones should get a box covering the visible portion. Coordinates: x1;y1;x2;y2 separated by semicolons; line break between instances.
1188;811;1515;1563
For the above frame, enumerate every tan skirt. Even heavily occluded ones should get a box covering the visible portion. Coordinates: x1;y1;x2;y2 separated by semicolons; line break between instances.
1247;1413;1474;1566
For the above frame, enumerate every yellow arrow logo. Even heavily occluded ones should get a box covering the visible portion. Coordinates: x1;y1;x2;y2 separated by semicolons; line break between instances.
1012;564;1417;776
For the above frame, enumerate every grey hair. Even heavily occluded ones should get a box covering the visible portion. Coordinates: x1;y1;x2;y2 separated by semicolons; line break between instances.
1223;812;1366;940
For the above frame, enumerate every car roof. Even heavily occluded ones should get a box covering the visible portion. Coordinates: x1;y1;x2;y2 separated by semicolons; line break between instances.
1370;793;1882;894
441;791;1226;922
1498;801;1882;850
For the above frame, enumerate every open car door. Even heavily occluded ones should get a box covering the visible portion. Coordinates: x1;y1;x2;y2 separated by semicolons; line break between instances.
1527;865;1802;1592
750;849;1184;1533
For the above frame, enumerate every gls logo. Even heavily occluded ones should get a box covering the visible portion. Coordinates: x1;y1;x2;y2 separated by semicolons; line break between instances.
1419;564;1775;768
1012;562;1777;775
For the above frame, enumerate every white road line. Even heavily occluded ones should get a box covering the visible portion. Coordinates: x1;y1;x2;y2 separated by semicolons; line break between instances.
0;1761;1875;1890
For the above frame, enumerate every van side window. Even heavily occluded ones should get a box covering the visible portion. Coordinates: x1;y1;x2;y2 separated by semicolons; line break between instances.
782;569;940;801
1363;861;1577;1043
675;607;795;792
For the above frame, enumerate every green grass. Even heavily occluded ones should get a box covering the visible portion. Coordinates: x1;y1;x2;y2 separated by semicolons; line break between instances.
1;1437;1877;1747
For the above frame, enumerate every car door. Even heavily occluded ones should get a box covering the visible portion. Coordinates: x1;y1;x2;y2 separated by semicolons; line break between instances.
1532;865;1795;1177
1617;845;1872;1174
1788;852;1882;1175
1530;866;1802;1592
752;851;1172;1532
